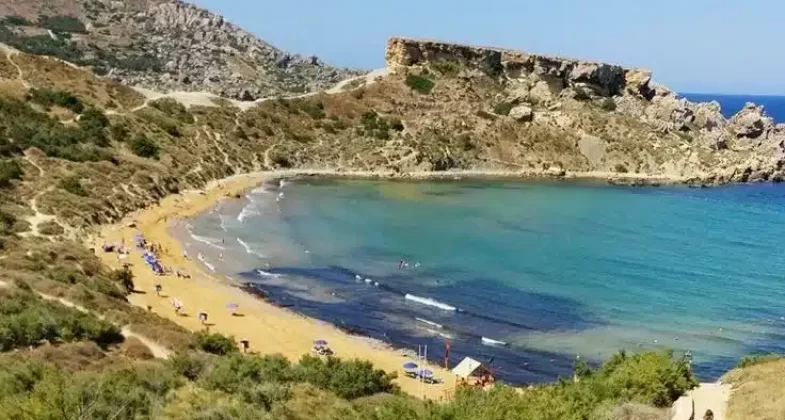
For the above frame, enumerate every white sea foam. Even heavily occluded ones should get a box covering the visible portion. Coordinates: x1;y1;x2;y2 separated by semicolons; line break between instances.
219;214;228;231
197;253;215;272
237;237;265;258
278;179;287;189
481;336;507;346
256;269;281;278
188;232;225;250
416;317;443;329
405;294;457;311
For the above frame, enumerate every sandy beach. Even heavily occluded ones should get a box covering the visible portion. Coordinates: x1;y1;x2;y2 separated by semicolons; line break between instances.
91;171;456;400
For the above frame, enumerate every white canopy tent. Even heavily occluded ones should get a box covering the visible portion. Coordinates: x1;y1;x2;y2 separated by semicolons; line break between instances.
451;357;484;379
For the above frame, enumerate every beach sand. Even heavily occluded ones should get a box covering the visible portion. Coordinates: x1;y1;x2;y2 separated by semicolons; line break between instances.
90;172;454;400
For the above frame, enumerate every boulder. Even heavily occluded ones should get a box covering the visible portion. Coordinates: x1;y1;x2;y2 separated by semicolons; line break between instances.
509;105;533;122
729;103;772;139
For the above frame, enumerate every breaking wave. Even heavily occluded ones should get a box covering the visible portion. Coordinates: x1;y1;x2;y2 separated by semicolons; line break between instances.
405;294;457;311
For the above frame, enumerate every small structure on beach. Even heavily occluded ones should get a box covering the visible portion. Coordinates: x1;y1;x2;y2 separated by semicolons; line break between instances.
452;357;495;387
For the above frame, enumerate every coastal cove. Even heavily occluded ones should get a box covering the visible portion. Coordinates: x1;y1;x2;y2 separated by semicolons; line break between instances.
174;174;785;386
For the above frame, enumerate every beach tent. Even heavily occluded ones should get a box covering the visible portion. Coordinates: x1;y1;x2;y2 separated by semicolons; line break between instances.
451;357;489;379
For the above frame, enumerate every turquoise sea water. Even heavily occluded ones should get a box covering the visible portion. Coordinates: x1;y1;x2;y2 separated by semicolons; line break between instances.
186;179;785;384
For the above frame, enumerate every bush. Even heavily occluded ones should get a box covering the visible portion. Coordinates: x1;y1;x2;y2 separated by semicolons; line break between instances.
109;267;135;294
60;176;86;196
38;15;87;34
599;97;617;111
0;289;124;350
129;135;160;159
737;354;785;369
493;102;515;116
37;220;65;236
195;331;237;356
150;98;195;124
27;88;84;113
405;74;435;94
4;16;32;26
430;59;461;76
294;355;398;399
614;163;628;173
0;159;22;188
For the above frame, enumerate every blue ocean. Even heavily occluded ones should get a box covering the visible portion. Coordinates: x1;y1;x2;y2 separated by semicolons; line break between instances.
183;178;785;385
681;93;785;122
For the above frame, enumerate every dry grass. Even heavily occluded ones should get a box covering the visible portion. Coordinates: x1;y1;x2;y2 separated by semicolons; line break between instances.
723;359;785;420
593;402;671;420
14;54;145;110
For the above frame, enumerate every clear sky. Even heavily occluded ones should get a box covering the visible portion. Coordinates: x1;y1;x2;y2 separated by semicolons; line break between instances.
193;0;784;95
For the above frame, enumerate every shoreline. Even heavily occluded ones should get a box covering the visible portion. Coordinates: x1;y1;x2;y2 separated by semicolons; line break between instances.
90;171;460;400
87;168;734;400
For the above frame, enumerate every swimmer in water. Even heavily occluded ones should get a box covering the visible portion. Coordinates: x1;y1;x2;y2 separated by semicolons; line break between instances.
399;260;405;269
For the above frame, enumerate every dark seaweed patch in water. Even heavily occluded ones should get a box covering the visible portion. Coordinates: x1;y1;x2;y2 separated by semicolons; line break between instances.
238;264;603;384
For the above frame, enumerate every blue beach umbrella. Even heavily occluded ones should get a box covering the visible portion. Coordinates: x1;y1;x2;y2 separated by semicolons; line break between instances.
313;339;328;347
402;362;418;370
418;369;433;378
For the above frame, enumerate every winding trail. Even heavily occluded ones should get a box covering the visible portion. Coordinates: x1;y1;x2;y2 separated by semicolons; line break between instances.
2;46;30;89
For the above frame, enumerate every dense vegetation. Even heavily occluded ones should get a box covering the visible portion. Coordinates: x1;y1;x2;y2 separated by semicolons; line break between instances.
0;95;113;162
0;289;123;351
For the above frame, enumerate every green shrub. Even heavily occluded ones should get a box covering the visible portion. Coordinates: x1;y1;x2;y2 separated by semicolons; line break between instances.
195;331;237;356
109;267;135;294
27;88;84;113
405;74;435;94
599;97;617;111
0;159;22;188
737;354;785;369
4;16;32;26
129;135;159;159
294;355;399;399
110;123;129;142
150;98;195;124
614;163;628;173
0;289;124;350
38;15;87;34
430;59;461;76
37;220;65;236
60;176;86;196
493;102;515;116
0;209;17;235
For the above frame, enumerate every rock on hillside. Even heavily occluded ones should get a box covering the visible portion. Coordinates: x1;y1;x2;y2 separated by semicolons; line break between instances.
384;37;785;184
0;0;360;99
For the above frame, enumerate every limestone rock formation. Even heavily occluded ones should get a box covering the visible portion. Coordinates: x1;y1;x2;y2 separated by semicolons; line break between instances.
0;0;361;99
384;37;785;184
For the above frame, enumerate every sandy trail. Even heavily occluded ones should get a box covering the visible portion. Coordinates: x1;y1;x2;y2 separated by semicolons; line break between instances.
690;382;731;420
91;172;456;400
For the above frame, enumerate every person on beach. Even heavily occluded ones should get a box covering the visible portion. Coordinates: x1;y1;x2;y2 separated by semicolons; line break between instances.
154;284;162;296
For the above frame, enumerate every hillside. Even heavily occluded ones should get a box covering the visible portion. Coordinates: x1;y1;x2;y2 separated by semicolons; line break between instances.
0;0;360;99
0;4;783;416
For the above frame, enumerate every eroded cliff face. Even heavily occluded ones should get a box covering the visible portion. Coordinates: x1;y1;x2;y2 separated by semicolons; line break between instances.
384;37;785;184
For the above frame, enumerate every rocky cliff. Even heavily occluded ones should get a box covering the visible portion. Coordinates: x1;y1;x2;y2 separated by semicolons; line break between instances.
0;0;360;99
383;37;785;184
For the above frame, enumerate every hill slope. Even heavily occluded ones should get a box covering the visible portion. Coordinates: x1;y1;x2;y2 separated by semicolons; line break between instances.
0;0;360;99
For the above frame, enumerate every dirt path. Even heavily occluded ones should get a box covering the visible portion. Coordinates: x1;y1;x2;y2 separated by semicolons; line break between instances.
2;47;31;89
691;382;731;420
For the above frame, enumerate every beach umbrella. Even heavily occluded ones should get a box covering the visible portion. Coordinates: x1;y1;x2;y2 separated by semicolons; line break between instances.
402;362;418;370
418;369;433;378
313;339;328;347
226;303;239;311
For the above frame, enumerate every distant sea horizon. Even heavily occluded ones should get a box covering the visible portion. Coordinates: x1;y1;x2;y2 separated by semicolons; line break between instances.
681;92;785;122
